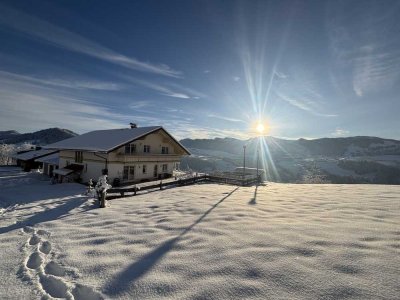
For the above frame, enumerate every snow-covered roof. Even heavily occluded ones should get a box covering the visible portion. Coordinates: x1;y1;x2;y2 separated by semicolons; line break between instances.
53;168;74;176
35;152;59;165
12;149;58;161
44;126;190;154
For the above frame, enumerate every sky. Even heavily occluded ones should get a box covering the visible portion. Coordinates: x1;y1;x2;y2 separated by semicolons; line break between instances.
0;0;399;140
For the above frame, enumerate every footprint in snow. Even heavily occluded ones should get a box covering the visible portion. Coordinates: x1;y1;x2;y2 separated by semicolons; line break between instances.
39;273;71;299
29;234;41;245
22;226;35;234
21;226;104;299
39;241;52;255
26;252;43;269
44;261;66;277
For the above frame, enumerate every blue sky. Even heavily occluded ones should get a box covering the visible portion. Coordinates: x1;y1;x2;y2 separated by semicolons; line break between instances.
0;0;399;140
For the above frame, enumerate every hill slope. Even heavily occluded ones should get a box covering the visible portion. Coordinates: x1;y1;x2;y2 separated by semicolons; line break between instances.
180;136;400;184
0;128;78;145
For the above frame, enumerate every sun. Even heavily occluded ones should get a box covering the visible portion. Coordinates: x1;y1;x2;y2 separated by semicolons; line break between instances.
256;123;265;134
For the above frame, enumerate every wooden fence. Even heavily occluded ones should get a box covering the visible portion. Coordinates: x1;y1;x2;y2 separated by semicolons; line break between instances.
106;174;260;200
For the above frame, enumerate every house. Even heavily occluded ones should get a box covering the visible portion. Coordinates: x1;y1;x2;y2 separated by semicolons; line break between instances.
35;152;59;177
44;126;190;184
12;149;58;171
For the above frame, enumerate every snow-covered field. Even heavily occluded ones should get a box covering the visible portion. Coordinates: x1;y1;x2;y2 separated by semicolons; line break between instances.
0;167;399;299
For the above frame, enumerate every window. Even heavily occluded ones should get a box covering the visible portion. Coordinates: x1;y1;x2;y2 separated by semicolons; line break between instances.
125;143;136;154
123;166;129;180
75;151;83;163
162;164;168;172
129;166;135;177
123;166;135;180
161;146;169;154
144;145;150;153
143;165;147;174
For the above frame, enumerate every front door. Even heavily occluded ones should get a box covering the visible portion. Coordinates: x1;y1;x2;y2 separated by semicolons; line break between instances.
154;165;158;177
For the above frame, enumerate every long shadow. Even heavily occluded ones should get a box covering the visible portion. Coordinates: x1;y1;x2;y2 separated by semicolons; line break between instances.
103;187;239;296
248;185;258;205
0;183;86;208
0;196;88;235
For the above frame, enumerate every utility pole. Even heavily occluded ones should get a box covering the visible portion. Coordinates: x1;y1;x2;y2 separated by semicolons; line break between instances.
256;148;259;185
243;145;246;184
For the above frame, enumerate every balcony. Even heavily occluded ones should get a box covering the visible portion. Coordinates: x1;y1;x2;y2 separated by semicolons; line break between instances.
114;152;181;163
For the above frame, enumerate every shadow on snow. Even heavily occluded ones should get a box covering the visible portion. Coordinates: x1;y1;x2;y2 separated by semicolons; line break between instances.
0;196;90;235
103;187;239;296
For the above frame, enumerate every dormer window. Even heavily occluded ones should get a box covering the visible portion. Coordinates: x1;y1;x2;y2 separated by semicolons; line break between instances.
144;145;150;153
125;143;136;154
161;146;169;154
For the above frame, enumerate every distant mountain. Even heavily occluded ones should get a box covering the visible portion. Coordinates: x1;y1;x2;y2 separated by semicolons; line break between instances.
180;136;400;184
0;128;78;145
0;130;20;141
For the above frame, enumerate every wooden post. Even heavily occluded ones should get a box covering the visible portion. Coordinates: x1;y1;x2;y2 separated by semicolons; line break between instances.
159;181;162;190
100;191;106;208
134;186;137;196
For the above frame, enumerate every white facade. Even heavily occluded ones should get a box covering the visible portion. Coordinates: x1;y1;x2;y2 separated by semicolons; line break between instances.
57;129;187;184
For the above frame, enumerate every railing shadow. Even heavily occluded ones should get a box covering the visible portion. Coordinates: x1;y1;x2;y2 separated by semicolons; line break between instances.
0;196;89;235
248;185;258;205
103;187;239;296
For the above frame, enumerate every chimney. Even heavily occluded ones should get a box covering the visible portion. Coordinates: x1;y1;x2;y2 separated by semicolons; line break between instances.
130;123;137;129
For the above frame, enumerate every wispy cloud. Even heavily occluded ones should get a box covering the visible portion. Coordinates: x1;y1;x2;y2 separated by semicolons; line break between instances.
331;128;350;137
129;101;153;110
0;72;161;133
117;74;205;100
274;70;337;117
274;71;287;79
327;1;400;97
275;90;337;118
0;70;121;91
207;114;246;123
0;4;181;78
133;79;191;99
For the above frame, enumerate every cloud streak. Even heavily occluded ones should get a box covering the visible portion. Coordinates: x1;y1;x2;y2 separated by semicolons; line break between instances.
0;4;181;78
207;114;246;123
0;70;121;91
0;72;160;133
117;74;205;100
327;1;400;97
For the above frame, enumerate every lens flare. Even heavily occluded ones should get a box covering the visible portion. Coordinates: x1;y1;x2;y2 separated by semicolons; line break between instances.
256;123;265;133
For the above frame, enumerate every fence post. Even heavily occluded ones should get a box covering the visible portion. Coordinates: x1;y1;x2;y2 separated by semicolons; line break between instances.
160;180;162;190
134;186;137;196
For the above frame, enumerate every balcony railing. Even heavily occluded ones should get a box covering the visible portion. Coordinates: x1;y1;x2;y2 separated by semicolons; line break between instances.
114;153;181;162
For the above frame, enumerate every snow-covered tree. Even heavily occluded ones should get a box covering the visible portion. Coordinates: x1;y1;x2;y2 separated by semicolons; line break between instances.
0;143;34;165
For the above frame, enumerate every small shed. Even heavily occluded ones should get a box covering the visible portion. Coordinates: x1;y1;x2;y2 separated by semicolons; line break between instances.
35;152;59;177
13;149;58;171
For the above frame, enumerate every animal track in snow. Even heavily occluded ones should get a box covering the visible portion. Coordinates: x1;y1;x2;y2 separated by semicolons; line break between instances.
20;226;104;300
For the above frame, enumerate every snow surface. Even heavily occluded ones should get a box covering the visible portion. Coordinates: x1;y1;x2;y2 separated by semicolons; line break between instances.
0;167;399;299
